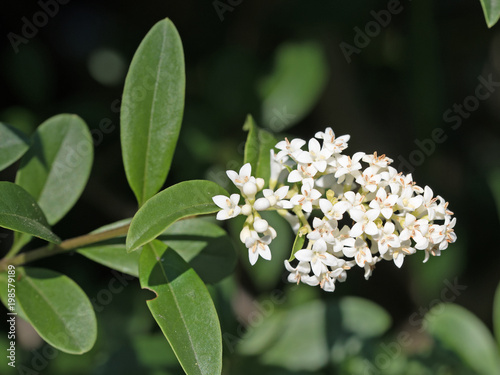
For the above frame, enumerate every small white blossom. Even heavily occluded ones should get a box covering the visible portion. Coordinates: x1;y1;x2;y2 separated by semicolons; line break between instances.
245;232;272;265
319;198;350;220
263;186;292;209
369;188;398;220
376;221;401;256
315;127;350;153
295;239;338;277
284;260;311;284
288;163;318;183
290;178;322;213
226;163;253;188
275;138;306;161
343;237;373;267
295;138;333;173
349;208;380;237
212;194;241;220
334;152;365;184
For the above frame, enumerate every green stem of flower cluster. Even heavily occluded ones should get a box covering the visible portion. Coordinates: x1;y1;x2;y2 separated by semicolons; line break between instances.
0;224;130;272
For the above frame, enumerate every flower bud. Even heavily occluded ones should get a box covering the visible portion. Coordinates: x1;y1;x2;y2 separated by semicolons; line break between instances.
243;181;257;198
256;178;265;191
241;204;252;216
254;197;271;211
240;226;252;243
253;218;269;233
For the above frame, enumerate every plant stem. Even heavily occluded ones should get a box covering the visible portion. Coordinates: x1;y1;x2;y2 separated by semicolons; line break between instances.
0;223;130;272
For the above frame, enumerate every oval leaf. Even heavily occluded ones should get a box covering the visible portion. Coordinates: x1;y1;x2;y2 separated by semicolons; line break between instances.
481;0;500;28
15;114;93;225
259;42;328;131
121;18;185;206
158;217;237;284
426;303;500;375
126;180;228;252
16;267;97;354
78;243;140;277
139;241;222;375
0;182;60;243
77;219;140;277
0;122;30;171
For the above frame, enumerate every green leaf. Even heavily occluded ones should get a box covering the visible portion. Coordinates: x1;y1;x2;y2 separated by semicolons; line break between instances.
493;281;500;349
15;114;93;225
139;241;222;375
78;243;140;278
0;122;30;171
126;180;228;252
339;296;392;338
77;219;140;277
121;18;185;206
288;228;306;261
159;217;237;284
243;114;277;185
0;182;60;243
259;42;328;131
426;303;500;374
480;0;500;28
15;267;97;354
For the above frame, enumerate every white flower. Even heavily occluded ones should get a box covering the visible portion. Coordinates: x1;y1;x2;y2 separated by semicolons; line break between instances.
226;163;254;188
263;186;293;209
212;194;241;220
376;221;401;256
343;237;373;268
399;213;429;243
319;273;336;292
275;138;306;161
343;191;365;211
307;217;338;244
334;152;365;184
290;178;322;213
369;187;398;220
315;127;350;153
355;166;382;193
319;198;350;220
295;138;333;173
288;163;318;183
349;208;380;237
245;232;272;265
363;256;379;280
284;260;311;284
387;240;415;268
295;239;338;276
397;186;423;212
362;152;393;172
329;259;355;282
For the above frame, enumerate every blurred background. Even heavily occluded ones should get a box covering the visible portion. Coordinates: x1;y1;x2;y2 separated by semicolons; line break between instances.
1;0;500;374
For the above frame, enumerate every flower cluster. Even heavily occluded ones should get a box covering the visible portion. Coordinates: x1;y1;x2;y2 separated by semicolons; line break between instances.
213;127;457;292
